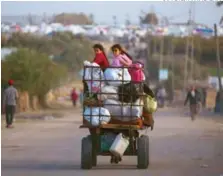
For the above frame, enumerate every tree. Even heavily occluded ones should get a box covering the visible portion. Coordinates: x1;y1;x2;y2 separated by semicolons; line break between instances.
3;32;94;69
54;37;94;72
217;1;223;25
140;13;158;25
53;13;93;25
1;48;67;105
216;1;223;6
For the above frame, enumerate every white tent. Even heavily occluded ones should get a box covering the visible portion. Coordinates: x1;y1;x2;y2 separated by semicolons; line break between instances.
107;28;125;38
39;24;53;35
1;25;10;32
1;48;17;60
64;25;86;35
85;27;101;36
22;25;39;33
135;29;147;37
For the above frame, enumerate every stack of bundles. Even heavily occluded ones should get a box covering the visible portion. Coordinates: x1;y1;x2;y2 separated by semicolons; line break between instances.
82;61;157;128
83;61;111;126
101;68;144;124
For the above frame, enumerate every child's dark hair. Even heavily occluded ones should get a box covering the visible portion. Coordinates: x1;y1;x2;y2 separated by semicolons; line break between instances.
111;44;133;60
93;44;105;52
93;43;108;62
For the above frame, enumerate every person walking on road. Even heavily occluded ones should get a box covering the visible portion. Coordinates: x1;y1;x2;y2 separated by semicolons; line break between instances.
71;88;78;107
3;80;19;128
184;85;201;120
79;89;84;107
157;86;167;108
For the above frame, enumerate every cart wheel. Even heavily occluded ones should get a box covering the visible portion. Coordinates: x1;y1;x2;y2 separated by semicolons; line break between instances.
92;153;97;167
88;135;97;167
137;135;149;169
81;137;92;169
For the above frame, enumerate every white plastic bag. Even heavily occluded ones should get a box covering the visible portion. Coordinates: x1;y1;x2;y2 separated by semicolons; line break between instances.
83;61;105;93
97;85;119;101
109;133;129;157
84;107;111;126
104;99;143;121
104;68;131;86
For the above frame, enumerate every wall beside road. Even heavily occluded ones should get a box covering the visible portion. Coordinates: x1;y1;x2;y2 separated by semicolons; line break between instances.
45;81;83;108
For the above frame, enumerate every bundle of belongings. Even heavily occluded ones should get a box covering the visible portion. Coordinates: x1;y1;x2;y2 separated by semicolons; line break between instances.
82;60;157;130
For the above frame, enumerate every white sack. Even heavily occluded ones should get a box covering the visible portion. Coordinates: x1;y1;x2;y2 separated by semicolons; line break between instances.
97;85;119;101
84;107;111;126
104;99;143;121
104;68;131;86
83;61;105;93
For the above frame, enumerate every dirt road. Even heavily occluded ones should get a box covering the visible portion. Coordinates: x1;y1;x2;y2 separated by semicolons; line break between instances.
2;108;223;176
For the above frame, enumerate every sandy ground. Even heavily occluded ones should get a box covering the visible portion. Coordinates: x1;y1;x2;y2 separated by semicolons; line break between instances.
1;107;223;176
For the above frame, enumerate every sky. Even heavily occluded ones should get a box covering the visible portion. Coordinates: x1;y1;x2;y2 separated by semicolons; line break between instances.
1;1;223;26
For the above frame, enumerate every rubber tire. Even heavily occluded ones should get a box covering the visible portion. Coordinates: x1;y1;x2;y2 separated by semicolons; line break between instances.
81;137;93;169
91;142;97;166
86;135;97;167
137;135;149;169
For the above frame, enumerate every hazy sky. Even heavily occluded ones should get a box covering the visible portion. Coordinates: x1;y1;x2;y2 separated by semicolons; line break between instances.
1;1;222;26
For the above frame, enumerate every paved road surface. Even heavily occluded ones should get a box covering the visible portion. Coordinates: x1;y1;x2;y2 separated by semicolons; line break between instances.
2;108;223;176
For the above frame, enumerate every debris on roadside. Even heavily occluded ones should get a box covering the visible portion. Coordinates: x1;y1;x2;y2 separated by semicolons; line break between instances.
200;164;208;168
43;116;55;121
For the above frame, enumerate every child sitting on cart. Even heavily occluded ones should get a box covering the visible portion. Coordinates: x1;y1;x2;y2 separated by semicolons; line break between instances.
92;44;109;71
110;44;133;67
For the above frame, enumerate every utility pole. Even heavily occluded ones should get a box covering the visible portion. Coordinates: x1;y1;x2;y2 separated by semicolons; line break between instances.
159;16;165;72
150;5;157;55
159;35;164;70
214;24;223;113
171;38;175;95
190;35;194;80
113;16;117;27
169;36;175;103
189;2;195;81
184;3;192;90
184;35;189;90
214;24;222;91
125;14;131;26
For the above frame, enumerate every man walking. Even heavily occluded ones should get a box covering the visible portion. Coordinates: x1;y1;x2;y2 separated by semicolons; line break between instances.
3;80;18;128
184;85;201;120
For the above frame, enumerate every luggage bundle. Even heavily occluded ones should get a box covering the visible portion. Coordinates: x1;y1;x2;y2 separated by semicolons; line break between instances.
82;61;157;129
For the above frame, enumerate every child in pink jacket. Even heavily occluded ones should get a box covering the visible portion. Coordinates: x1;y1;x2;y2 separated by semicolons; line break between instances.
110;44;132;67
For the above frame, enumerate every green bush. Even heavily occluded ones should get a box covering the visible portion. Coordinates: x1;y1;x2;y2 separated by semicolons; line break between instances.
208;67;223;76
146;35;223;63
1;48;68;104
4;32;94;72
